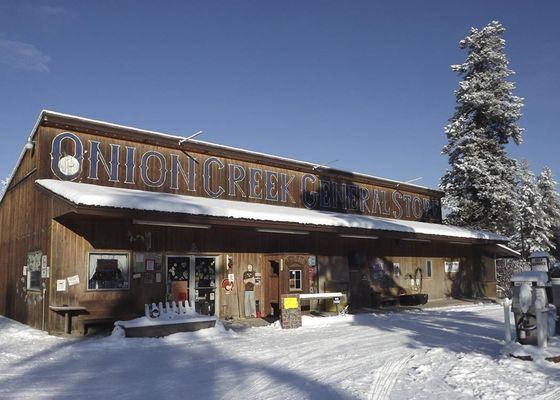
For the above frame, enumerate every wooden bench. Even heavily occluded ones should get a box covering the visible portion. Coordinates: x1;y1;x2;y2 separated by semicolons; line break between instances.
299;292;346;313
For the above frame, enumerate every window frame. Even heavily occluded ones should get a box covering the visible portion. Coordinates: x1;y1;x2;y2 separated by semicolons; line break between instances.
26;250;43;292
86;251;131;291
288;269;303;292
424;259;433;278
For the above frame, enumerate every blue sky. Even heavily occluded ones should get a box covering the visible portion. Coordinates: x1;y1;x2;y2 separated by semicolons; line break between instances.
1;1;559;189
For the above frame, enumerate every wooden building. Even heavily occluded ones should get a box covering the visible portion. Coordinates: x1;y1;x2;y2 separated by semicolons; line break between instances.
0;111;517;334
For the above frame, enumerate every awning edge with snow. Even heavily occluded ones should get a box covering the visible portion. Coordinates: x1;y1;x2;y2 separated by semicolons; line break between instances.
36;179;507;242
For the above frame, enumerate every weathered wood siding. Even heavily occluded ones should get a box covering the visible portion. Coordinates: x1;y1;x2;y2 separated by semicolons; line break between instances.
36;126;442;222
0;147;52;329
45;215;485;332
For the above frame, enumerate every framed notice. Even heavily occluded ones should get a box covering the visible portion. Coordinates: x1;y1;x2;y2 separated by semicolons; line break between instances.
134;253;163;273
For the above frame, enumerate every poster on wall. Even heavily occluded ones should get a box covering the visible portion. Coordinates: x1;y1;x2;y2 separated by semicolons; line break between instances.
134;253;145;272
445;261;460;273
56;279;67;291
134;253;163;273
67;275;80;286
393;263;401;277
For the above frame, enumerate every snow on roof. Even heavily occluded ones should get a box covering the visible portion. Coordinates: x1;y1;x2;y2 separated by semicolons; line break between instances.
528;251;551;259
36;179;506;242
496;244;521;258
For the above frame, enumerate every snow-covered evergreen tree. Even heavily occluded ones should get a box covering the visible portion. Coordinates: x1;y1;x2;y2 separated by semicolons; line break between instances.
537;166;560;256
511;160;552;256
0;176;8;196
440;21;524;236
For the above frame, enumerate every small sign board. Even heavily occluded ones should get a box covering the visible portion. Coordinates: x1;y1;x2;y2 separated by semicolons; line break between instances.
280;294;301;329
445;261;460;273
283;297;299;309
531;257;548;272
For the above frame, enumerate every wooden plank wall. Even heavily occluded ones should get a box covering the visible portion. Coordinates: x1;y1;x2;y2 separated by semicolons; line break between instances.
37;126;440;222
46;215;486;332
0;148;53;329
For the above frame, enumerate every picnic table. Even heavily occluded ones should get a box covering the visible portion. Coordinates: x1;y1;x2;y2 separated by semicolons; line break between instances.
49;305;88;334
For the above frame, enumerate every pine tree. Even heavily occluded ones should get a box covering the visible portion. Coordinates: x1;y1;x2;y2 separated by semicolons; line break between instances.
511;160;552;256
0;176;8;196
537;166;560;256
440;21;524;235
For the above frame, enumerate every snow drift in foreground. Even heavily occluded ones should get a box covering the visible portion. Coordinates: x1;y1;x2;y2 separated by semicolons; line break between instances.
1;304;559;399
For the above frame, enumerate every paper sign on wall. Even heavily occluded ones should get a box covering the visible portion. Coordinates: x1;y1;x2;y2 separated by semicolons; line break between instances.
41;255;48;269
228;273;235;282
56;279;67;291
283;297;299;309
445;261;460;273
23;265;28;276
67;275;80;286
41;266;49;278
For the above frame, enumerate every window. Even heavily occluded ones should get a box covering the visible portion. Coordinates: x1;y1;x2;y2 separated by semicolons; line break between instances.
27;251;42;291
424;260;433;278
88;252;130;290
289;269;302;291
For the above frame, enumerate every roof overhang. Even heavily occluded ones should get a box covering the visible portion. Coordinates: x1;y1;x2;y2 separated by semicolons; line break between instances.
482;244;521;258
36;179;507;245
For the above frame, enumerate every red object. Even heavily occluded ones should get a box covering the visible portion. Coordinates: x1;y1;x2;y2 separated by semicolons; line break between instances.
256;311;262;318
178;292;187;301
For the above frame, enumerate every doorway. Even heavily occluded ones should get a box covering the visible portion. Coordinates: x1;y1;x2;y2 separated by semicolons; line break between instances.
166;255;218;316
268;260;280;317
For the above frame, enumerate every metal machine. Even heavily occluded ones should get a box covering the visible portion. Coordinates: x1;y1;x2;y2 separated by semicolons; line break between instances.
510;271;550;345
508;251;558;347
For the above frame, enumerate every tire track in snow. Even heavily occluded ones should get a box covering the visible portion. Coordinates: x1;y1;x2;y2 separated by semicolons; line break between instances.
536;386;560;400
368;353;415;400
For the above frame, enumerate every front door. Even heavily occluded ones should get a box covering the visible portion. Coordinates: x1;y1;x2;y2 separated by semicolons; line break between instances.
166;255;217;316
193;257;217;316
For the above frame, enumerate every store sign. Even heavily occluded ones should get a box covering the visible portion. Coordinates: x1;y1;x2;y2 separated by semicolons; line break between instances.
50;132;440;221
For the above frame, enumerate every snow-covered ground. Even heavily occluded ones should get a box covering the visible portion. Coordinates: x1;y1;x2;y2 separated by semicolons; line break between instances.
1;304;559;399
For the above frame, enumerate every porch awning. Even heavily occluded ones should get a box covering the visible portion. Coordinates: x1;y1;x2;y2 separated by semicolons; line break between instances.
36;179;506;242
482;244;521;258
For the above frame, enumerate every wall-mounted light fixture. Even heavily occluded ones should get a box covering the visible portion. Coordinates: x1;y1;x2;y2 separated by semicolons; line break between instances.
339;234;379;240
132;220;211;229
401;238;431;243
256;228;310;235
